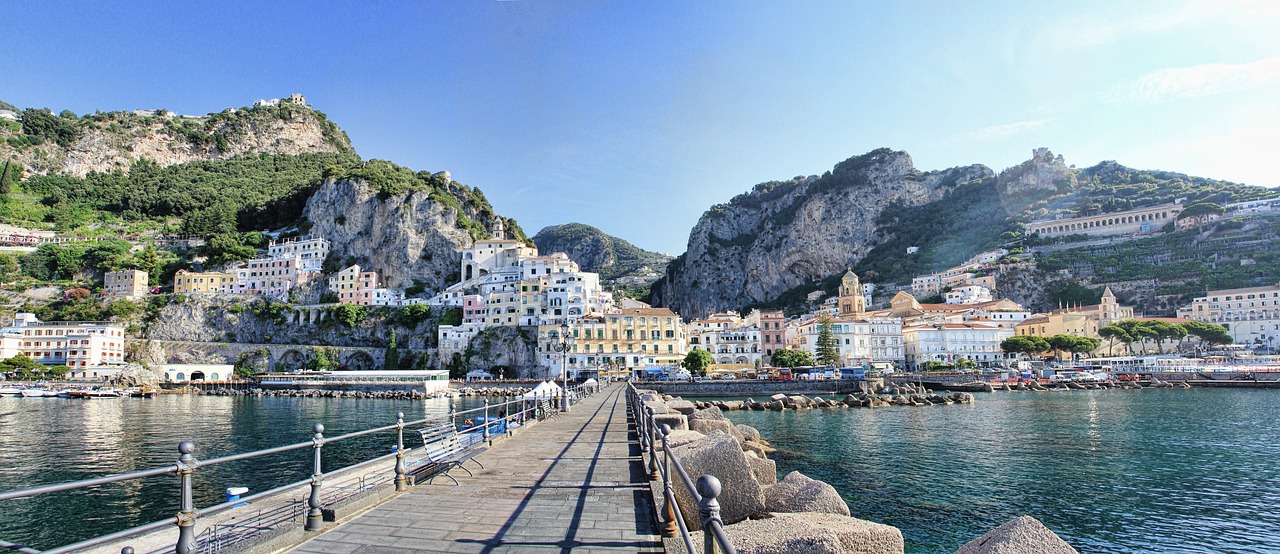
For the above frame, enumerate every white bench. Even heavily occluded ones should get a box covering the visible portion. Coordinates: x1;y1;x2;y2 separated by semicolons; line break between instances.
407;422;487;485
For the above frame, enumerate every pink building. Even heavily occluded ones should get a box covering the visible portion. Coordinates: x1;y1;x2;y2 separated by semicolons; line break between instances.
462;294;486;324
328;265;381;306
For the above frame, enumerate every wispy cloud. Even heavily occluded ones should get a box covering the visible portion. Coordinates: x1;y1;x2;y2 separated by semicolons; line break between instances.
951;118;1053;143
1105;57;1280;103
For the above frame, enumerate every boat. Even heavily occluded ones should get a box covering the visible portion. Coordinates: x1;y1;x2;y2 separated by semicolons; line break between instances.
67;387;123;399
0;386;24;397
20;388;52;397
125;387;159;398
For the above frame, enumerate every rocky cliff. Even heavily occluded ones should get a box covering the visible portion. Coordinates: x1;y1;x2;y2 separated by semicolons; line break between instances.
532;223;673;286
1;98;352;178
304;166;524;294
650;148;993;319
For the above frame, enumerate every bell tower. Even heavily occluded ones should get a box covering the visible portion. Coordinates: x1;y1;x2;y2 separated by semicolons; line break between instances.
838;270;865;316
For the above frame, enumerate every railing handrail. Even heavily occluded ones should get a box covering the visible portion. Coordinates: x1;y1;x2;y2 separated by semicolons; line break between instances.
626;382;736;554
0;383;594;554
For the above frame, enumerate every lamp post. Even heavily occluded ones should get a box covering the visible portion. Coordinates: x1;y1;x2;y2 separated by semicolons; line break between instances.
552;322;571;413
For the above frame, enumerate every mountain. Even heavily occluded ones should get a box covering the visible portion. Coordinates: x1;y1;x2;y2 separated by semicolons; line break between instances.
305;160;525;295
1;95;351;179
532;223;673;290
649;149;993;319
651;147;1276;319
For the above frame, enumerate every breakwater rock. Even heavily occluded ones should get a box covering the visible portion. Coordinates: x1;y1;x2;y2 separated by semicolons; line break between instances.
640;389;1078;553
453;386;534;397
685;388;976;413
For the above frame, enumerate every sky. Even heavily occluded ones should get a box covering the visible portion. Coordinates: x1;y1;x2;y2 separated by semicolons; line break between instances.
4;0;1279;254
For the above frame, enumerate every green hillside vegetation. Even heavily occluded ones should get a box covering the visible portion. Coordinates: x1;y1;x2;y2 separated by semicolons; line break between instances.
12;152;358;233
1022;161;1270;222
3;101;352;155
1036;216;1280;301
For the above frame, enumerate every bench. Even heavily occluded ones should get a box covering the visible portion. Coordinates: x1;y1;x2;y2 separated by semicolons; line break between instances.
406;422;487;485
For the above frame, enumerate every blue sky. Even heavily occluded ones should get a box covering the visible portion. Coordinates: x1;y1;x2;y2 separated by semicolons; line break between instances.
4;1;1278;253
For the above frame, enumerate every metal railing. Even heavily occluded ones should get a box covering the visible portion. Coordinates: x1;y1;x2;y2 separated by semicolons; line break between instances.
0;383;595;554
627;383;737;554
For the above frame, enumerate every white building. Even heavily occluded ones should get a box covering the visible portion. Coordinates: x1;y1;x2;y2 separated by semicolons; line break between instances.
902;322;1013;370
800;316;904;367
267;236;330;273
437;322;487;363
235;257;310;298
1177;283;1280;348
945;285;994;305
0;314;127;380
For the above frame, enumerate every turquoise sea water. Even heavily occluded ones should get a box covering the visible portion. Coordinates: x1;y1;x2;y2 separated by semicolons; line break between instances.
0;394;492;550
712;388;1280;553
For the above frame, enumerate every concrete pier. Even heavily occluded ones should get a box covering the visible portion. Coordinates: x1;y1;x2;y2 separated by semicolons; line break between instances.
288;384;662;553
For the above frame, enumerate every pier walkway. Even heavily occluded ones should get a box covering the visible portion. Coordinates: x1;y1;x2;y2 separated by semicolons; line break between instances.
287;384;662;553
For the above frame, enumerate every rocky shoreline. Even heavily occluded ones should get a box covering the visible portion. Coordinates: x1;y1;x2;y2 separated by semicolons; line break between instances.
636;388;1081;554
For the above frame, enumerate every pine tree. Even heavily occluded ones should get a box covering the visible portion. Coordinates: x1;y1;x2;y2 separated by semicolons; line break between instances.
816;315;840;367
384;329;401;370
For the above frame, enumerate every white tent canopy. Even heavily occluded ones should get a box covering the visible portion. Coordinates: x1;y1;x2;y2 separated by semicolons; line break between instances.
522;380;563;399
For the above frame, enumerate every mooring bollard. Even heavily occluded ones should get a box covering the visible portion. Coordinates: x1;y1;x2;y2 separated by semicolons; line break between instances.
175;441;197;554
305;424;325;531
394;412;407;491
121;548;135;554
697;475;725;554
660;424;677;537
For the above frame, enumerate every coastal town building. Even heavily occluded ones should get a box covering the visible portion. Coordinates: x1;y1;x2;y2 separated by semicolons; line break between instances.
945;285;993;305
838;270;866;316
235;257;311;298
173;270;235;295
437;322;486;365
750;309;787;359
0;314;127;380
267;236;330;273
1177;283;1280;347
462;295;486;324
798;315;904;367
903;322;1012;370
560;308;688;376
1026;204;1182;238
328;265;381;305
103;269;148;300
1016;287;1133;337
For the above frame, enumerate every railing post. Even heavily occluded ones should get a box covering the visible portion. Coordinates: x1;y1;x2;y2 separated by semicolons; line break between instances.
697;475;724;554
305;424;325;531
174;441;197;554
639;402;650;454
645;406;659;480
660;424;677;537
483;398;491;444
450;402;456;429
394;412;407;491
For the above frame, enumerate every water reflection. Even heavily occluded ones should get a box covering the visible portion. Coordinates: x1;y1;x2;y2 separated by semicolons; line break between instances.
0;394;489;550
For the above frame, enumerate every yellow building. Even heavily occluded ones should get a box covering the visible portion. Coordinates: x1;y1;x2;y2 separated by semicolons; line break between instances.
1015;311;1099;339
540;308;687;376
173;270;236;294
103;269;149;299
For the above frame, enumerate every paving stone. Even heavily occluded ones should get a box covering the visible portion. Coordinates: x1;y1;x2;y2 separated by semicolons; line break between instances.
288;384;662;553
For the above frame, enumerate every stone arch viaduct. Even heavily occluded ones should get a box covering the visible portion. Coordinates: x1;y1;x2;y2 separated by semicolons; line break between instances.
130;339;433;371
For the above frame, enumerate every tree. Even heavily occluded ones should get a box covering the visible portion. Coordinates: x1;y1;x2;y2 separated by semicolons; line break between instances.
333;304;366;328
1138;320;1181;354
1181;321;1232;348
46;365;70;380
384;329;401;370
1098;325;1132;356
1001;335;1049;357
770;349;814;368
446;352;468;379
307;347;337;371
815;316;840;367
0;355;41;378
0;252;18;281
681;349;714;377
203;233;257;267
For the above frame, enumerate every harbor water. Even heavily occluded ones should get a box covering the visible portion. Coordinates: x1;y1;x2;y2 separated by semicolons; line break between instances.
714;387;1280;553
0;394;493;550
